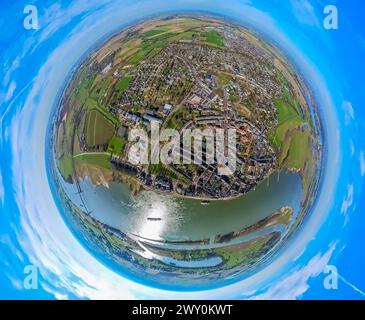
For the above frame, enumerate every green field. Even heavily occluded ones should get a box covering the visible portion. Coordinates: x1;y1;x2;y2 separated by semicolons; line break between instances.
128;49;151;64
165;106;193;130
217;71;234;85
58;153;73;180
107;136;126;155
115;76;133;92
90;77;112;100
285;130;311;170
85;110;115;147
96;104;119;126
128;38;167;64
85;96;118;125
149;163;190;185
74;153;112;170
76;71;94;105
147;48;163;59
272;94;311;171
215;233;279;269
272;97;302;147
170;31;198;41
205;30;224;47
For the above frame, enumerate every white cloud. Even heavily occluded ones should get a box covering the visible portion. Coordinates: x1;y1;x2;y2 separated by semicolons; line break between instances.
290;0;320;26
3;56;20;86
338;274;365;298
341;184;354;215
5;81;16;102
342;101;355;125
350;140;355;156
252;244;336;300
360;151;365;176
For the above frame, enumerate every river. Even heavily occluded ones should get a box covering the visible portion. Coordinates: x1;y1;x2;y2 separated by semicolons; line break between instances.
61;170;302;242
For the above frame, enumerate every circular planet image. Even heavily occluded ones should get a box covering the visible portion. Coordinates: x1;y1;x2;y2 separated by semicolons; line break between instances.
51;14;322;290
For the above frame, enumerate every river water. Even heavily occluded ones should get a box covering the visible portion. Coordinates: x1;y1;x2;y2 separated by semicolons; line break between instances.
62;170;302;242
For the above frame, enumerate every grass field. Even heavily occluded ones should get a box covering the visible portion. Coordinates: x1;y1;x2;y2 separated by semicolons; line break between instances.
272;98;303;148
76;70;94;105
215;233;279;269
85;110;115;147
170;31;198;41
96;104;119;126
58;153;73;180
166;107;187;130
84;96;118;125
74;153;112;170
272;94;311;171
115;76;133;92
107;136;126;155
147;48;163;59
77;81;92;105
128;38;168;64
205;30;224;47
85;96;98;110
90;76;112;100
285;130;311;170
217;71;234;85
149;163;190;185
128;49;151;64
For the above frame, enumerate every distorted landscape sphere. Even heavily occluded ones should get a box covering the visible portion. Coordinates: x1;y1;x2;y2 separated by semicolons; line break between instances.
52;14;322;289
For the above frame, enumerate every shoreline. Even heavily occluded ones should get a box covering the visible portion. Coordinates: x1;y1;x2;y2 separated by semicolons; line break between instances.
72;165;303;204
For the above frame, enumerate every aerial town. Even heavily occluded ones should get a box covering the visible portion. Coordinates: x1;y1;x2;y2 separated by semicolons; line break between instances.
56;16;315;201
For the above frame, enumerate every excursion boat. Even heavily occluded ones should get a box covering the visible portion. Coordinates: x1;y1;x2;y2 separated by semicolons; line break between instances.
147;217;162;221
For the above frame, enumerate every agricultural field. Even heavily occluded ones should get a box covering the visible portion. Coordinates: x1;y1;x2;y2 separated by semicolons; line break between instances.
143;28;169;38
205;30;225;47
74;153;112;170
84;110;115;147
272;88;312;172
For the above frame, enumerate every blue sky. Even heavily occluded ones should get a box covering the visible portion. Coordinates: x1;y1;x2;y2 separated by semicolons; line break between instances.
0;0;364;299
